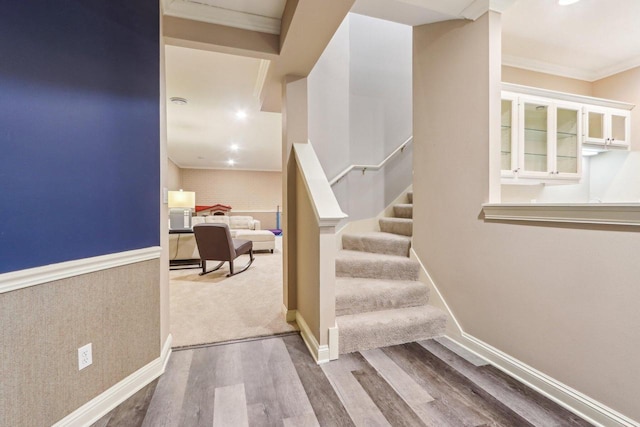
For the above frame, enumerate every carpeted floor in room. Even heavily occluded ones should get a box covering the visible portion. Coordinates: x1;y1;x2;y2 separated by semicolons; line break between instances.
169;236;297;348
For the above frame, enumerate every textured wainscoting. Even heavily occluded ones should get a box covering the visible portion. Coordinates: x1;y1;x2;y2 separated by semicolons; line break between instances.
0;259;160;426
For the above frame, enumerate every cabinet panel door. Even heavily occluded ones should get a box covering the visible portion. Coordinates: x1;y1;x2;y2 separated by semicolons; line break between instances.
521;100;551;176
555;104;580;175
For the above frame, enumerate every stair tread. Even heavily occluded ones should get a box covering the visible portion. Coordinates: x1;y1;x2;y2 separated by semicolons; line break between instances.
380;217;413;223
343;231;411;242
393;203;413;208
336;278;428;316
337;305;447;353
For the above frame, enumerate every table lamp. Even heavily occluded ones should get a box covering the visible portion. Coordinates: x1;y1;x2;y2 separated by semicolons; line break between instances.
168;190;196;230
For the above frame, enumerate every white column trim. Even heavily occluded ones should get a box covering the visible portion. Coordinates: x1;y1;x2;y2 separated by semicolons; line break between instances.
53;334;172;427
0;247;161;294
296;312;330;364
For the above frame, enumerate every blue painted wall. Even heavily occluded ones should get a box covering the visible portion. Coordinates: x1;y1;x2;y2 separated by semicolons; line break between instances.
0;1;160;273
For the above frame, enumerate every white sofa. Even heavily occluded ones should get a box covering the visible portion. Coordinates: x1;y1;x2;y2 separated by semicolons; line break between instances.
169;215;275;263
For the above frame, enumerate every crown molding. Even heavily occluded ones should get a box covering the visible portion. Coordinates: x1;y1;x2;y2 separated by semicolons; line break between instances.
460;0;517;20
504;53;640;83
162;0;282;35
503;54;598;82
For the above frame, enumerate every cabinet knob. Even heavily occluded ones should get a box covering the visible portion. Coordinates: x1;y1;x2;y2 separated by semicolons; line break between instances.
513;168;520;173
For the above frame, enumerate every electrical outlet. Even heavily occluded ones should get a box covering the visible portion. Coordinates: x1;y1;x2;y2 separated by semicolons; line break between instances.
78;343;92;370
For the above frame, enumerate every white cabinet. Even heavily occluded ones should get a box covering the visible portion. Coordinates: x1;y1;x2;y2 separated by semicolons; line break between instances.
501;83;633;184
502;93;581;182
584;106;630;150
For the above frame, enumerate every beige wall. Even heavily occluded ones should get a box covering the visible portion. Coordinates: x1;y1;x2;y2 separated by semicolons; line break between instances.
181;168;282;212
167;158;182;190
593;66;640;151
0;261;160;426
502;65;593;96
295;167;321;340
414;13;640;422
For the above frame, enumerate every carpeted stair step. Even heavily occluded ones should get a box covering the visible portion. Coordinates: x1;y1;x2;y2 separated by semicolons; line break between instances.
342;232;411;257
336;277;429;316
379;217;413;237
407;191;413;203
393;203;413;219
336;250;420;281
337;305;447;354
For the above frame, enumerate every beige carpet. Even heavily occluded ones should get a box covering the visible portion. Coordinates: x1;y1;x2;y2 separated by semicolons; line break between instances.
170;237;297;348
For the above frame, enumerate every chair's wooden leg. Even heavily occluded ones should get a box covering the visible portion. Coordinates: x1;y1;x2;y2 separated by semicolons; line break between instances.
227;251;254;277
199;260;225;276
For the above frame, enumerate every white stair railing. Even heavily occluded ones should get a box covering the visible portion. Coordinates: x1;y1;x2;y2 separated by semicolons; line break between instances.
329;136;413;186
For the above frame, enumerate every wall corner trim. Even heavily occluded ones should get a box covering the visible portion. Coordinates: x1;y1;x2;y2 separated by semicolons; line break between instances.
0;246;162;294
296;312;330;364
53;334;172;427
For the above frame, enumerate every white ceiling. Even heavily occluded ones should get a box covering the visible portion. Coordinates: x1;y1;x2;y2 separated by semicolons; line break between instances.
165;45;281;171
502;0;640;81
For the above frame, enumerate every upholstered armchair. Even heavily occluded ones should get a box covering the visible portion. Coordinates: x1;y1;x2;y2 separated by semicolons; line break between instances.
193;223;254;277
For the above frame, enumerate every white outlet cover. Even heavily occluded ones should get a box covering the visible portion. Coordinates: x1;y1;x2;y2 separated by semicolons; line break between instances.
78;343;93;370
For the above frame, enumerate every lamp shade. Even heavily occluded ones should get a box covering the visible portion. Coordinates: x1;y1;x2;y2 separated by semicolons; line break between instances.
168;190;195;209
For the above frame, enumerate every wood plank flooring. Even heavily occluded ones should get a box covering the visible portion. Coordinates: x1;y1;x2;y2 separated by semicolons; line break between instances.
92;334;593;427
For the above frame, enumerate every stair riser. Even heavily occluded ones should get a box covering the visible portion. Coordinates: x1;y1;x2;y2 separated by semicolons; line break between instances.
393;205;413;219
342;235;410;257
380;219;413;237
336;287;429;316
338;312;446;354
336;259;419;281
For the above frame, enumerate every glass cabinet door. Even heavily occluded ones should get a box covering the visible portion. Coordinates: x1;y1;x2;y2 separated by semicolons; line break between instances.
586;110;605;143
610;112;629;146
501;99;514;172
522;101;550;174
555;106;580;175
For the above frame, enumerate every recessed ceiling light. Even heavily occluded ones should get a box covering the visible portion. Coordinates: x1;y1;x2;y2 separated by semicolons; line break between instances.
558;0;580;5
235;110;247;120
227;159;235;166
230;144;239;151
170;97;188;105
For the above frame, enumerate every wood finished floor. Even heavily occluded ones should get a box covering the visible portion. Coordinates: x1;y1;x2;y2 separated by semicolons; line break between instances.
93;334;593;427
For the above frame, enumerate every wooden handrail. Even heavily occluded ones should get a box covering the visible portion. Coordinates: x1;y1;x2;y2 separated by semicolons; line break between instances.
328;136;413;186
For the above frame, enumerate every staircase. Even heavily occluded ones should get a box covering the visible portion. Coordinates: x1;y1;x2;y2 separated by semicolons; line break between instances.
335;191;447;354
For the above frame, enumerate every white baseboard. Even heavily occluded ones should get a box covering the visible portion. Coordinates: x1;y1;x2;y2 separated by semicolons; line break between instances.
53;334;173;427
447;333;639;427
1;246;162;294
296;312;330;364
410;249;638;427
281;304;297;322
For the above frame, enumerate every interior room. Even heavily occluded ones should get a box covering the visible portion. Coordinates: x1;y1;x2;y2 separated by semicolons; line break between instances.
163;45;294;348
2;0;639;426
